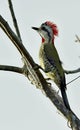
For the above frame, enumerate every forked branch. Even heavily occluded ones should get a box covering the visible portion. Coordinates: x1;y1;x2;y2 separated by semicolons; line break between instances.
8;0;22;41
0;15;80;129
0;1;80;129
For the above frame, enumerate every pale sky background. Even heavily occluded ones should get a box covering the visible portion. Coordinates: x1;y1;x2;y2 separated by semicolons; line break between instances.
0;0;80;130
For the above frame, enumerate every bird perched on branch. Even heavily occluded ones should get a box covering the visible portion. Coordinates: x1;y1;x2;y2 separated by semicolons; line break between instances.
32;21;71;110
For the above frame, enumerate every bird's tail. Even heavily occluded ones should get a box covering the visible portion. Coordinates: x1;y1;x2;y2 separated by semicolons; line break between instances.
60;87;71;111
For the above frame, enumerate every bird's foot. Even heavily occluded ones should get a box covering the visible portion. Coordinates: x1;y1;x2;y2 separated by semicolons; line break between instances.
33;64;42;70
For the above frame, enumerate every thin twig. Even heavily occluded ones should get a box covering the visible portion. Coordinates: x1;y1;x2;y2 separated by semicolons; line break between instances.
75;35;80;43
0;65;23;74
8;0;22;41
64;68;80;74
65;68;80;86
67;75;80;86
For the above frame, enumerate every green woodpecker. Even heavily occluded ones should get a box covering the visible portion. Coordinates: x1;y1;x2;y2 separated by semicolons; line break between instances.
32;21;71;110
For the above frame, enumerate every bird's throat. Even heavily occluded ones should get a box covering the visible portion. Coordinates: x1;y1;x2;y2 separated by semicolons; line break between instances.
42;37;54;44
42;37;45;43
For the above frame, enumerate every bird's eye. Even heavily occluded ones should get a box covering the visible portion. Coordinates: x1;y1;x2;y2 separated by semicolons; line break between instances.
41;26;46;30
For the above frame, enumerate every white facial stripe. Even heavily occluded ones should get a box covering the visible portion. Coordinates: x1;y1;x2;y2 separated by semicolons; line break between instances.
39;24;53;42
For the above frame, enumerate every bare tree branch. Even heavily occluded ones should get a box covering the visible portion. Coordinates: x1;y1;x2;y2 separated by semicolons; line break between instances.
64;68;80;74
0;14;46;88
0;15;23;56
0;15;80;129
8;0;22;41
0;65;23;74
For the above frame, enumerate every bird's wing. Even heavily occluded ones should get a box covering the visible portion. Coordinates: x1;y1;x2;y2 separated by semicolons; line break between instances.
44;43;64;78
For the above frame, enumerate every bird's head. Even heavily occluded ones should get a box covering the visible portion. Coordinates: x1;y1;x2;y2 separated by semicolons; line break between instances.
32;21;58;43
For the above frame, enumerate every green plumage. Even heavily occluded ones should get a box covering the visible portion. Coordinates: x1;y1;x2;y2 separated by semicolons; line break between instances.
39;42;66;89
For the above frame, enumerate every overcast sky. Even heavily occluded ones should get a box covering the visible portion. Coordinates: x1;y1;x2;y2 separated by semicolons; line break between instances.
0;0;80;130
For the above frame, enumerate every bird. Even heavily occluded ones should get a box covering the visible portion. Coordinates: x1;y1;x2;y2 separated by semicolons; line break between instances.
32;21;71;110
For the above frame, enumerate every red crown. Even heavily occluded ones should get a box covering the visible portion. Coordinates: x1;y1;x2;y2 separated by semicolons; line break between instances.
45;21;58;36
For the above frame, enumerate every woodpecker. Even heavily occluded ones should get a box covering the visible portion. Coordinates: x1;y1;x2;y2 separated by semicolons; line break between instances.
32;21;71;110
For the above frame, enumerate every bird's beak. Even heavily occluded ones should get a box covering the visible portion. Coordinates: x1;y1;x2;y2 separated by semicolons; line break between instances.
32;27;39;31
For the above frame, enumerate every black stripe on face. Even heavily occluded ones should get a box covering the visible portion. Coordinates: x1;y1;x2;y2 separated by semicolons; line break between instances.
41;26;51;42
